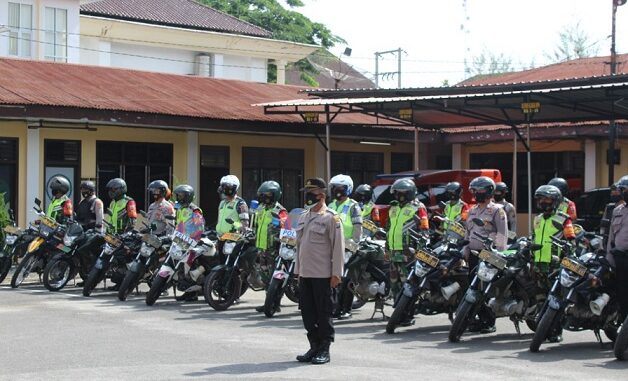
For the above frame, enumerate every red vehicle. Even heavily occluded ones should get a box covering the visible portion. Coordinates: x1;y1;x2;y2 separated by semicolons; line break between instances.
370;169;502;227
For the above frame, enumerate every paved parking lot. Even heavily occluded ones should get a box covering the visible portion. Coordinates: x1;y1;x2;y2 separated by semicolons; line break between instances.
1;278;627;380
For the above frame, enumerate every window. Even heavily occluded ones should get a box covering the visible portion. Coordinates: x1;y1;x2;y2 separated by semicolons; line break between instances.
44;7;67;62
391;153;413;173
96;141;173;211
331;151;384;186
0;139;18;221
242;147;304;211
8;2;32;57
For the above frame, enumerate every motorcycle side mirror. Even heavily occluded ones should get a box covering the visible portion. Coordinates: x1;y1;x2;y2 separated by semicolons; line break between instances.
35;198;42;207
529;244;543;251
472;218;485;227
225;218;234;224
551;220;564;230
165;215;175;221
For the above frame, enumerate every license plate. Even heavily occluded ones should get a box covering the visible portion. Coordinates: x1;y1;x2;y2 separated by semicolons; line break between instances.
173;231;196;248
362;220;378;234
560;257;587;277
40;217;58;229
104;234;122;248
220;232;242;241
415;250;439;268
57;243;71;253
3;226;20;235
478;249;507;270
279;228;297;246
447;221;466;237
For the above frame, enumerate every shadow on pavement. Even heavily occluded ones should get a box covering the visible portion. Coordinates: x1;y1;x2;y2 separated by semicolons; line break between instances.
184;361;304;377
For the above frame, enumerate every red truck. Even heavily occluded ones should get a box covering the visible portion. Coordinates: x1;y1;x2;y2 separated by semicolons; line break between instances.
370;169;503;226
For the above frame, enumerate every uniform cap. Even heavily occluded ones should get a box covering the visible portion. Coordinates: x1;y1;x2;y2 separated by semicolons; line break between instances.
301;178;327;191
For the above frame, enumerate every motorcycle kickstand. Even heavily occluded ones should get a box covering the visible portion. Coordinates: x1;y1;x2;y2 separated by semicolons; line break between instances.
371;298;388;321
103;277;107;290
513;320;521;337
594;329;603;347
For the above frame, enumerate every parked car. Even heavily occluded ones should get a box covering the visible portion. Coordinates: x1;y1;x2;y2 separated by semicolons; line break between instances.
371;169;502;226
574;187;610;232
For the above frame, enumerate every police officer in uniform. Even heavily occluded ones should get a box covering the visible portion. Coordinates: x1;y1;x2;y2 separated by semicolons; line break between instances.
47;176;73;224
494;182;517;240
601;183;624;247
146;180;175;236
354;184;380;225
548;177;577;220
608;175;628;322
295;178;344;365
464;176;508;333
443;181;469;223
216;175;249;235
75;181;104;233
328;174;363;243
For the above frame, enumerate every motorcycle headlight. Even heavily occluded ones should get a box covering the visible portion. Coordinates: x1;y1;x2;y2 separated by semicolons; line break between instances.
170;243;185;261
414;261;430;277
5;235;17;245
140;243;154;258
343;250;353;264
477;262;499;282
223;242;236;255
279;245;296;261
63;235;77;247
560;269;579;287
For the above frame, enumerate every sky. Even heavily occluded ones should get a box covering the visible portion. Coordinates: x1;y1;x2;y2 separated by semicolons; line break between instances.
296;0;628;88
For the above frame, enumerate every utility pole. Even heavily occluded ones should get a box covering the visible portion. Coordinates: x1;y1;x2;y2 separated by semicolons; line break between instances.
374;48;404;88
608;0;626;185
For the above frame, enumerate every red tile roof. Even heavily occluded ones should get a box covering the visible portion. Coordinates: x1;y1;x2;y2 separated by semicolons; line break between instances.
80;0;271;38
458;54;628;86
0;58;398;127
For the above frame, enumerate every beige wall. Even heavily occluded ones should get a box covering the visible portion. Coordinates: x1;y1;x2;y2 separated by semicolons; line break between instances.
0;122;27;226
596;138;628;186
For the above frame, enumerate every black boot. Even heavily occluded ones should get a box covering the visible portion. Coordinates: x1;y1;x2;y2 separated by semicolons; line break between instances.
296;339;319;363
311;341;330;364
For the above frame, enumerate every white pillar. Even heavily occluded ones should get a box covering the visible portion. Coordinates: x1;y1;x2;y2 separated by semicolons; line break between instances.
187;131;199;201
276;59;287;85
414;127;420;170
213;54;224;78
452;144;462;169
98;40;111;67
26;128;40;224
584;139;597;191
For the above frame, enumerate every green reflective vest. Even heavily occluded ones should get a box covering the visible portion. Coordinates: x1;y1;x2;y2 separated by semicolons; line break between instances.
255;203;285;251
445;200;464;221
387;203;418;251
176;203;202;225
108;197;133;234
47;195;69;223
216;198;243;235
533;214;562;263
329;198;358;240
362;202;374;220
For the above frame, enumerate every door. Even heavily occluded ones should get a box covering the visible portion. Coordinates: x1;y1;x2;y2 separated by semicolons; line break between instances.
200;145;230;227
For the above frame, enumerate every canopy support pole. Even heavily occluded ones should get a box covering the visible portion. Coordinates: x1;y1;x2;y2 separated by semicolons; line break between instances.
414;126;419;170
526;121;532;235
513;132;517;221
325;105;331;182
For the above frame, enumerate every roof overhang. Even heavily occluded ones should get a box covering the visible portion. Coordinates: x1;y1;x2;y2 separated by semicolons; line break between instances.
256;75;628;129
80;16;319;62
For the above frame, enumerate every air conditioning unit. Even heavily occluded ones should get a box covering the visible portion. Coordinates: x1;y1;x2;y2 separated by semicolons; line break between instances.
195;54;212;77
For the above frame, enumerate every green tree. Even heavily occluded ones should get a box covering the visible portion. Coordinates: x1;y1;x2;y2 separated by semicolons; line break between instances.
199;0;345;86
470;50;514;76
546;22;599;62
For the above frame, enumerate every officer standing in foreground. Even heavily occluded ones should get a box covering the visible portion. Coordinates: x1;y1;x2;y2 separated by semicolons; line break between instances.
464;176;508;334
608;175;628;322
294;178;344;365
493;182;517;241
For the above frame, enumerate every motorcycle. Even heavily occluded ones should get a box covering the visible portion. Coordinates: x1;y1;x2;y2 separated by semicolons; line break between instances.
145;215;216;306
333;218;390;320
11;199;65;288
262;209;302;317
614;314;628;360
118;212;171;301
449;219;545;343
529;234;618;352
42;221;91;291
387;219;469;333
0;207;34;284
82;221;141;297
203;223;257;311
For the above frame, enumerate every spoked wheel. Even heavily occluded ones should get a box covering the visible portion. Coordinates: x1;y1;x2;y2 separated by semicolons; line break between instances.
10;253;38;288
204;270;241;311
43;258;75;291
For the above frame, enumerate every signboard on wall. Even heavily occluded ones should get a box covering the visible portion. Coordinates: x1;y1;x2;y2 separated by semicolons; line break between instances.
44;166;74;210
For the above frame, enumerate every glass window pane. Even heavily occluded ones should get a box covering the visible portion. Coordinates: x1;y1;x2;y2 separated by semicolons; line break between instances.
8;32;18;56
20;33;31;57
8;3;19;28
44;7;55;31
201;146;229;168
56;9;67;33
97;141;122;163
20;4;31;29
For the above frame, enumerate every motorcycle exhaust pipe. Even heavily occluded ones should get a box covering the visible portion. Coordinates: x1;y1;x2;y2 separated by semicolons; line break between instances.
589;293;610;316
441;281;461;301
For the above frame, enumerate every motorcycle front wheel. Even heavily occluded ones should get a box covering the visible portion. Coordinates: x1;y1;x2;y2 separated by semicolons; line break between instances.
263;278;282;318
448;299;475;343
118;268;142;301
386;294;414;334
529;307;559;352
43;257;75;291
614;315;628;360
204;270;241;311
82;267;105;297
145;275;167;306
0;253;13;283
10;252;37;288
284;276;300;304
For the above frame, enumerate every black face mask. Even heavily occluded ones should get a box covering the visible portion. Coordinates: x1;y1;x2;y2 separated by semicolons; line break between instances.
304;192;321;209
394;193;407;203
262;196;273;206
611;194;622;203
447;192;458;201
494;194;504;202
81;191;92;199
537;202;554;213
474;192;488;203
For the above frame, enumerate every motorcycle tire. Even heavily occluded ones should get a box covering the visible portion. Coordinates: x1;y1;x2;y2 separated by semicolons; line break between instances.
605;323;619;343
386;294;413;334
614;315;628;360
529;307;558;352
145;275;167;306
10;252;37;288
448;300;474;343
82;267;105;297
43;257;74;291
284;276;300;304
263;278;282;318
204;270;241;311
0;254;12;284
118;269;141;301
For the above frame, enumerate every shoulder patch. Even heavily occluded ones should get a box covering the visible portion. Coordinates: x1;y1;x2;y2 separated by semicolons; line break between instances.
333;215;341;223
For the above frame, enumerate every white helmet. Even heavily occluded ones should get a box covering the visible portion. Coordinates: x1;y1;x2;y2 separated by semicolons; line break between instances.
219;175;240;196
329;174;354;196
